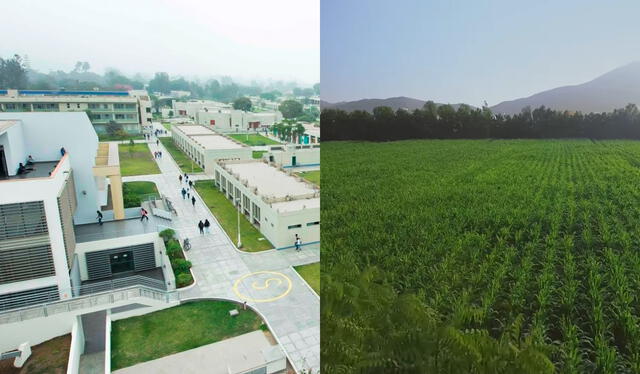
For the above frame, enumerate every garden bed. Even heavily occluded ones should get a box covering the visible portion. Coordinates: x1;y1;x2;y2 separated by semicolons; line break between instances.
159;229;194;288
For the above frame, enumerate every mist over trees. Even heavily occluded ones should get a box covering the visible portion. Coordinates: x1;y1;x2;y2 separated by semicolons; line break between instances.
322;101;640;141
0;54;318;104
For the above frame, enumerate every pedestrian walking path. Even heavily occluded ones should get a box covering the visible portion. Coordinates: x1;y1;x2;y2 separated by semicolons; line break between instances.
121;137;320;373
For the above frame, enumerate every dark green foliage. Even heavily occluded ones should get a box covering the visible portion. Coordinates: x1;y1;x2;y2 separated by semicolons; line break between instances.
232;96;252;111
279;99;304;119
175;273;193;288
171;258;191;274
159;229;176;242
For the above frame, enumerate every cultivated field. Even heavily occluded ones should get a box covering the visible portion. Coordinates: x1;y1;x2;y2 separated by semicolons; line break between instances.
322;139;640;373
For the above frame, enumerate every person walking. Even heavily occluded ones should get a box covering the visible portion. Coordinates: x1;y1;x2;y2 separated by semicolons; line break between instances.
295;235;302;251
179;175;183;184
140;208;149;222
191;195;196;207
204;219;210;233
60;147;66;156
156;139;159;146
188;180;193;188
187;188;190;199
198;220;205;235
181;187;187;200
96;210;103;225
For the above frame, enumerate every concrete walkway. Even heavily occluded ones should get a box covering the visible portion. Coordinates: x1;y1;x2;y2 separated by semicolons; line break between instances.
121;138;320;373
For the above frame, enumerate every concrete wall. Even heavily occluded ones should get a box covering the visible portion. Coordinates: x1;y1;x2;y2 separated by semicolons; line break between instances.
0;312;75;353
66;316;85;374
0;112;100;224
0;121;26;176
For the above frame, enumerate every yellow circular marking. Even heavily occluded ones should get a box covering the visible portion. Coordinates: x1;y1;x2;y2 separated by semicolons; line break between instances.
252;277;282;290
233;271;292;303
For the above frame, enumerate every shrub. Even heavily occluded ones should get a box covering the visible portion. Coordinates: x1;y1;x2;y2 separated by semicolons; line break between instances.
159;228;175;242
171;258;192;273
165;240;181;258
176;273;193;288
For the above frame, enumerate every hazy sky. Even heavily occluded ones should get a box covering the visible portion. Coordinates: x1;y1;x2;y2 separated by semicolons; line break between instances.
322;0;640;106
1;0;319;85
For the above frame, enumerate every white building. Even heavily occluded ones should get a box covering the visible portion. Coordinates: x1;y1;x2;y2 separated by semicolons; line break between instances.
0;89;152;134
0;112;174;356
214;160;319;249
172;99;230;118
171;125;252;174
196;108;283;133
264;144;320;169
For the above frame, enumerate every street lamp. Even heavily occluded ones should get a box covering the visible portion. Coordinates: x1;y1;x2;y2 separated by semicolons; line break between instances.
236;198;242;248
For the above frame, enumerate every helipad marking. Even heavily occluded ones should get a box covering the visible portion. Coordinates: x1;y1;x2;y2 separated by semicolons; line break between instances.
233;271;292;303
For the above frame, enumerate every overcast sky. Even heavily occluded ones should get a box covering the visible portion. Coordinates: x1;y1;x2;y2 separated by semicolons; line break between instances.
322;0;640;106
0;0;319;85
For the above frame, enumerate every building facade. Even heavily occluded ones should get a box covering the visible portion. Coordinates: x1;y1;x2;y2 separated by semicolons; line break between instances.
213;160;320;248
196;109;283;133
171;125;252;174
264;144;320;168
0;89;152;133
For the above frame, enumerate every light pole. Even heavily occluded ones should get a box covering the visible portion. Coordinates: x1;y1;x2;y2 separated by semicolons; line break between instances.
236;198;242;248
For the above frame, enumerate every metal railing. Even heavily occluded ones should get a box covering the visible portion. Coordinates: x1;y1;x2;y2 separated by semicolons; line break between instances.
0;283;179;325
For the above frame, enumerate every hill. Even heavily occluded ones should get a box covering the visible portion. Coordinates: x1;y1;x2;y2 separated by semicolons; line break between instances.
321;96;471;112
491;61;640;115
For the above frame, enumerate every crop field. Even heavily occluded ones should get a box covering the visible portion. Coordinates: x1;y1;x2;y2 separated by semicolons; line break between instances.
322;139;640;373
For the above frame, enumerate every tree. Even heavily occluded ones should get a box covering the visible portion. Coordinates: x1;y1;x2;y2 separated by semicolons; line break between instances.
0;54;28;89
279;100;304;119
233;97;252;111
148;72;171;94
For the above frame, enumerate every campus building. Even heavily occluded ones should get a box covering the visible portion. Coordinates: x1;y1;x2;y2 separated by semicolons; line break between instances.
172;99;230;118
171;125;252;174
263;143;320;169
0;89;152;133
196;108;283;133
214;160;320;248
0;112;174;358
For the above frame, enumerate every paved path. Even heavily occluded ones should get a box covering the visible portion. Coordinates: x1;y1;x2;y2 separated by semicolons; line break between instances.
122;138;320;373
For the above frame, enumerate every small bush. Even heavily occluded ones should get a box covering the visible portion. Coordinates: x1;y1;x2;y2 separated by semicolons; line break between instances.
171;258;192;273
159;229;176;242
165;240;181;258
176;273;193;288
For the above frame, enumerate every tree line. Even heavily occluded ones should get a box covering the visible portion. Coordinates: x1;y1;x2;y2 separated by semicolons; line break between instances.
322;101;640;141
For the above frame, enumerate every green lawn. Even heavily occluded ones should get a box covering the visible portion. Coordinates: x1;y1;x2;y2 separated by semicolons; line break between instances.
194;180;273;252
294;262;320;295
159;137;204;173
111;301;263;370
252;150;267;159
123;181;159;208
161;122;172;131
98;133;144;142
297;170;320;186
228;133;280;146
118;143;160;176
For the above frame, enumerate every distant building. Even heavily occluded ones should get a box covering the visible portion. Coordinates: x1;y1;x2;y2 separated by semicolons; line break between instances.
172;99;230;118
0;89;152;134
171;125;252;173
169;90;191;98
196;108;283;133
263;144;320;169
214;160;320;248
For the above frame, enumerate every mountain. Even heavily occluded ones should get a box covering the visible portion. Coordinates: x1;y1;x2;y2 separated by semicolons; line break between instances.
321;96;471;113
491;62;640;115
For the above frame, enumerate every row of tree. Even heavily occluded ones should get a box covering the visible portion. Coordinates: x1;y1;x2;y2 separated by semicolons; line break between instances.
322;101;640;141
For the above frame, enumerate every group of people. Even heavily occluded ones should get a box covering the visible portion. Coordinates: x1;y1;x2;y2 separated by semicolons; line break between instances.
153;150;163;159
198;219;211;234
17;155;35;175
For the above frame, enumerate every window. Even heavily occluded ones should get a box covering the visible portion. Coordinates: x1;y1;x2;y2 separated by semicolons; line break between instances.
307;221;320;226
89;103;98;109
288;224;302;229
252;203;261;221
115;114;125;119
146;107;151;113
77;103;80;108
66;103;70;109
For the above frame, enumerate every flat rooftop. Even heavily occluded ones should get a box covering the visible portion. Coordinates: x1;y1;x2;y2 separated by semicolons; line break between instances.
74;215;165;243
112;331;282;374
191;135;243;150
0;160;60;181
225;162;316;198
175;125;216;135
0;120;19;134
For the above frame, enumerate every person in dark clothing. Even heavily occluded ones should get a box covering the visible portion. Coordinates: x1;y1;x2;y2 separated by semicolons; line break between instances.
198;220;205;234
17;163;26;174
60;147;66;156
188;180;193;188
179;175;183;183
140;208;149;221
204;219;211;233
181;188;187;199
96;211;103;225
191;196;196;207
156;139;159;146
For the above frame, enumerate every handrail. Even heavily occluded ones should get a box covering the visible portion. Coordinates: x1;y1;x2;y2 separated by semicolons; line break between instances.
0;283;177;325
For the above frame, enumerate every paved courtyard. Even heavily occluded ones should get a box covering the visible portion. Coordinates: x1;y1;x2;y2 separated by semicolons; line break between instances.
120;130;320;373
